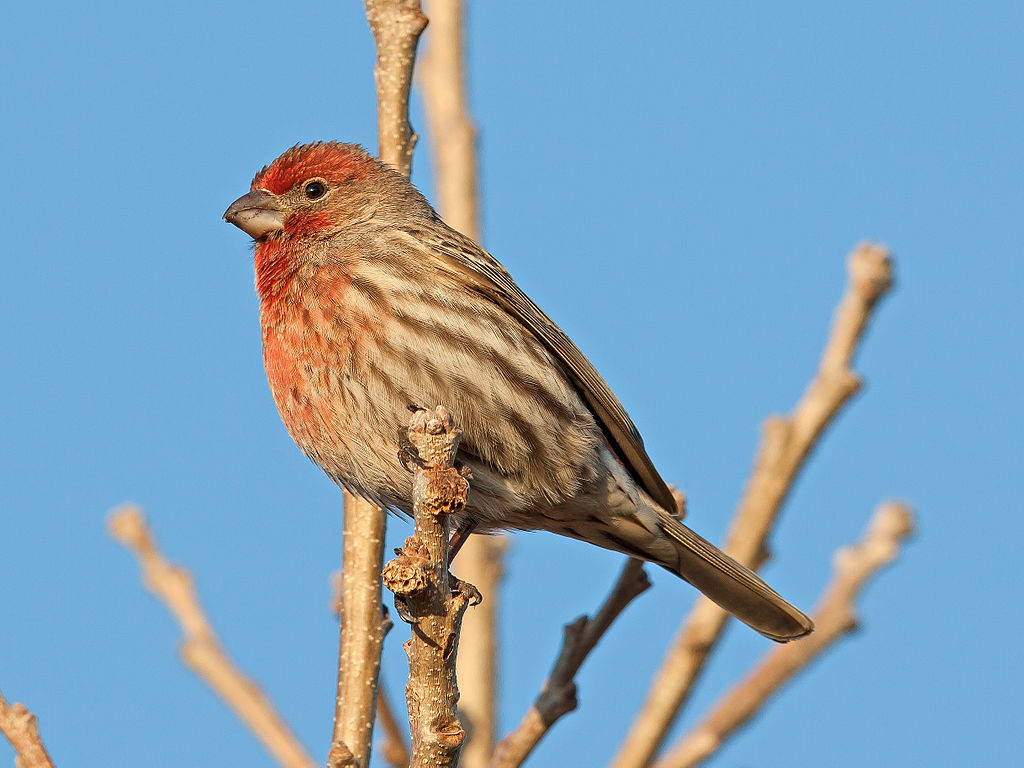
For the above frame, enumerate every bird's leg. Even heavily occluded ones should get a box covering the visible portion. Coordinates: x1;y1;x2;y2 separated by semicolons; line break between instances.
447;518;478;562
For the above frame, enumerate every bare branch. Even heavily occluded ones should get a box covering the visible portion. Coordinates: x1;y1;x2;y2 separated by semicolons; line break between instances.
108;506;315;768
612;243;894;768
418;5;505;766
0;691;55;768
655;502;915;768
419;0;479;238
490;559;651;768
364;0;428;177
327;9;432;765
330;493;392;768
376;685;411;768
383;406;479;768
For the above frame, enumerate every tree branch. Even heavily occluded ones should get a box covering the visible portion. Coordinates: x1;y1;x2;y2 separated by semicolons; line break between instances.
108;506;315;768
330;493;392;768
382;406;479;768
612;243;894;768
376;685;411;768
327;9;431;765
364;0;428;177
655;502;915;768
418;4;504;767
490;559;651;768
0;691;55;768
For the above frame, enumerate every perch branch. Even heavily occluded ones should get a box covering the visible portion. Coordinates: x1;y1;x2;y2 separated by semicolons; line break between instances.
330;493;392;768
419;4;505;766
364;0;428;177
490;559;651;768
612;243;894;768
656;502;915;768
0;690;55;768
382;406;480;768
108;506;314;768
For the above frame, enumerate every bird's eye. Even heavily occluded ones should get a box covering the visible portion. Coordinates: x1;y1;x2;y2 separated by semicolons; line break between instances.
304;181;327;200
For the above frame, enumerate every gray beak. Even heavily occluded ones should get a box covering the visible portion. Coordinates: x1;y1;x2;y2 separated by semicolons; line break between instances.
223;189;286;239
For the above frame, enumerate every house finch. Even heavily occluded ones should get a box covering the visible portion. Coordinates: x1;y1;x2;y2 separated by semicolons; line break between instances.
224;142;812;641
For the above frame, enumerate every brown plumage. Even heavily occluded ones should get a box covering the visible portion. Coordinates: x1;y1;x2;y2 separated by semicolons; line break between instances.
224;142;812;641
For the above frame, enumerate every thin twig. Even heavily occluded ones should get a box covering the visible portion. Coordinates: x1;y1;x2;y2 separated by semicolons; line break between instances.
490;559;651;768
376;685;411;768
108;506;315;768
0;690;55;768
655;502;915;768
364;0;428;177
383;406;480;768
418;4;505;766
419;0;479;238
330;493;392;768
612;243;894;768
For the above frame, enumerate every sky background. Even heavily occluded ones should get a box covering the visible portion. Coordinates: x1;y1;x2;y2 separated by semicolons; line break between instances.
2;1;1021;766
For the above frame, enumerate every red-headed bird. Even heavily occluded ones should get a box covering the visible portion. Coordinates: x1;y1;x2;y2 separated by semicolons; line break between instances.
224;142;812;641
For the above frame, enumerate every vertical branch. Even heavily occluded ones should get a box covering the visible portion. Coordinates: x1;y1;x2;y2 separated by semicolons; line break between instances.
419;0;479;236
0;691;55;768
612;243;894;768
382;406;480;768
330;493;392;768
364;0;428;177
418;3;504;766
329;7;430;765
655;503;915;768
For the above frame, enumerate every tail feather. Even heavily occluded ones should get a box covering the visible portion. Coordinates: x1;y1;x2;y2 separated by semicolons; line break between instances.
658;512;813;642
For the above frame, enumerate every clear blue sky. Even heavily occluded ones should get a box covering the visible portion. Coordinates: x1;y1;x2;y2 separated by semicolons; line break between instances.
2;2;1020;766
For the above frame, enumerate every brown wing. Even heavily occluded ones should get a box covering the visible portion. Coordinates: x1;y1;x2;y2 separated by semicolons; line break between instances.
405;222;678;514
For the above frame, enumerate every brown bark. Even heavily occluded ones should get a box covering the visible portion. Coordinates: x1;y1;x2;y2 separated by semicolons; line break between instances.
382;406;480;768
612;243;894;768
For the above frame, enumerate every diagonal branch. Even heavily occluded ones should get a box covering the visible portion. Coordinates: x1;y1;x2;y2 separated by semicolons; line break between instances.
490;559;651;768
108;506;315;768
376;684;411;768
611;243;894;768
655;502;915;768
0;690;55;768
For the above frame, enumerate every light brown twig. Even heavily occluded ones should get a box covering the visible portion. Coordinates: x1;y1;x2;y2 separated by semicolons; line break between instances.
108;506;315;768
0;690;55;768
656;502;915;768
329;10;430;765
383;406;480;768
612;243;894;768
418;4;505;766
490;559;651;768
330;492;392;768
364;0;428;177
376;685;411;768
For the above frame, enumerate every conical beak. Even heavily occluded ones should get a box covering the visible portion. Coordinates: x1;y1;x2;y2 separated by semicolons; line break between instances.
223;189;286;239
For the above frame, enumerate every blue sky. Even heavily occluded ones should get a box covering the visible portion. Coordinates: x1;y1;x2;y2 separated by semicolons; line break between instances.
2;2;1021;766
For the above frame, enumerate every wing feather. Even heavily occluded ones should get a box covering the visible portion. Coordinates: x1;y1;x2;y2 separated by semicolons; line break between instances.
404;222;677;513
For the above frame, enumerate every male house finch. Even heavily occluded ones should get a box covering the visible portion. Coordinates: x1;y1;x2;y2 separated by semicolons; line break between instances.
224;142;812;641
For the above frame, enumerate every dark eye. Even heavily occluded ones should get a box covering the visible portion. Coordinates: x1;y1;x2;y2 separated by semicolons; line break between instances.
304;180;327;200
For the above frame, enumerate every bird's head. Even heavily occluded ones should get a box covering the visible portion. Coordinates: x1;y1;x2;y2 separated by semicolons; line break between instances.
223;142;422;241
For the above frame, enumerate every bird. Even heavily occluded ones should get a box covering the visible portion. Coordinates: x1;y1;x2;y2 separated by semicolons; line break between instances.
224;141;812;641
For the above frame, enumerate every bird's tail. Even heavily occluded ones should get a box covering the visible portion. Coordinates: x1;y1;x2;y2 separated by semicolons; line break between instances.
656;510;813;642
